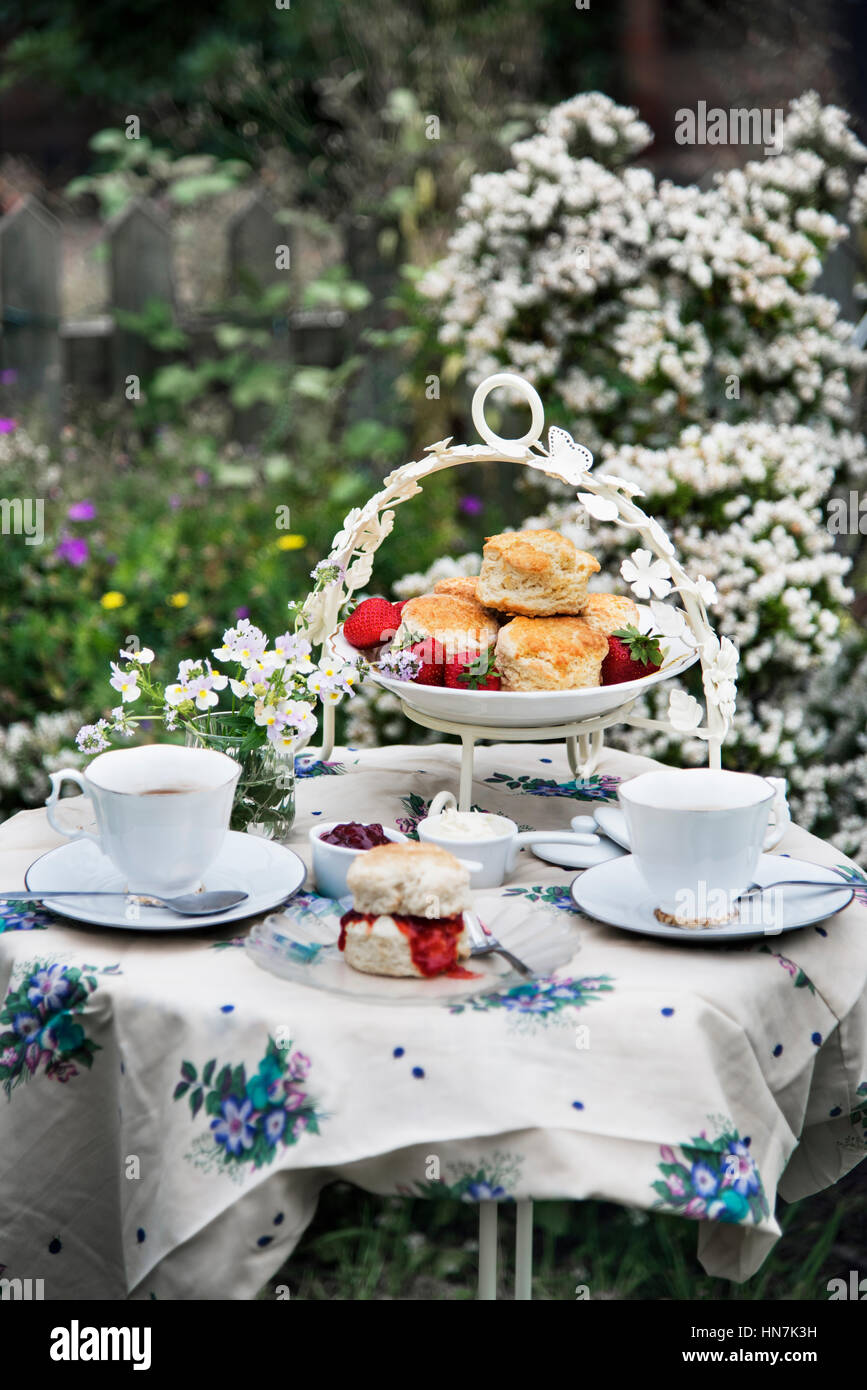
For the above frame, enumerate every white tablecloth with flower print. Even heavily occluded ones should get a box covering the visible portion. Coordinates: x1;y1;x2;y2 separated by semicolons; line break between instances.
1;741;866;1299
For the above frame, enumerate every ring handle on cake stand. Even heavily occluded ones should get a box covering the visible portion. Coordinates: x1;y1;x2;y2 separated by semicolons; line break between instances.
471;373;545;457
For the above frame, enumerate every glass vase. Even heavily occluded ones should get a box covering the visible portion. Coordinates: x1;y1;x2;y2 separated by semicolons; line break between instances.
185;713;296;840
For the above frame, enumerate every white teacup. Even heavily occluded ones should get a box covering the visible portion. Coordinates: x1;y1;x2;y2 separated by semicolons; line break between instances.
417;791;597;889
46;744;241;897
618;768;790;918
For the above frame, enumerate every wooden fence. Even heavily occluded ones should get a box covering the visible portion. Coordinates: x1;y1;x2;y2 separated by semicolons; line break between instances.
0;192;369;427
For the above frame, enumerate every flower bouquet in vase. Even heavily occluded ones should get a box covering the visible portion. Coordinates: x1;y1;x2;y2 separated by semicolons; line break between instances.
77;618;359;840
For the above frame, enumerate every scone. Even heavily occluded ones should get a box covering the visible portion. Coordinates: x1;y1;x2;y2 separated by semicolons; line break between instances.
495;615;608;691
580;593;640;637
433;576;481;602
340;843;471;978
477;529;601;617
392;593;499;663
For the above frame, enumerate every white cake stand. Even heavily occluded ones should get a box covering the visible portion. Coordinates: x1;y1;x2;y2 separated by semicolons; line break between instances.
300;370;740;1299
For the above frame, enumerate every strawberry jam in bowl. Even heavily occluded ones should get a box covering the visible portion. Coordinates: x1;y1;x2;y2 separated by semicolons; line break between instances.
310;821;408;900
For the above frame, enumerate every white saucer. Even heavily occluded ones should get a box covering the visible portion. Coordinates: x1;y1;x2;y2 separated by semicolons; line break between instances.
531;835;627;870
570;853;855;942
592;805;631;850
24;831;307;931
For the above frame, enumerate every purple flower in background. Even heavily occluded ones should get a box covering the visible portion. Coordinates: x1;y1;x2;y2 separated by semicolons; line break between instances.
459;494;484;516
235;606;250;620
169;494;182;510
194;469;210;488
55;534;89;567
0;418;17;433
67;500;95;522
0;369;17;384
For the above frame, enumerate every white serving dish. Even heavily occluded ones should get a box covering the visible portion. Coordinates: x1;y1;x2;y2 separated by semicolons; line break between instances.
333;602;698;729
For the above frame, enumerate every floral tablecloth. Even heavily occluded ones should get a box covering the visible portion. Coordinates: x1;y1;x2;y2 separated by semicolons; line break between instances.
1;741;866;1299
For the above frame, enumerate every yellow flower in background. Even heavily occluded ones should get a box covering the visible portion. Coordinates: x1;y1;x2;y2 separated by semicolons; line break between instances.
168;592;189;608
100;591;125;610
276;534;306;551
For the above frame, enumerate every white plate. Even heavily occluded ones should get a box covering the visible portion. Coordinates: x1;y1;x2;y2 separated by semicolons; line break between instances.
570;853;855;942
246;890;581;1005
24;831;307;931
334;603;697;729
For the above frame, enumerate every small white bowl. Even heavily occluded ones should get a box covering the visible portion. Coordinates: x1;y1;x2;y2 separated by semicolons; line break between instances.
309;821;408;900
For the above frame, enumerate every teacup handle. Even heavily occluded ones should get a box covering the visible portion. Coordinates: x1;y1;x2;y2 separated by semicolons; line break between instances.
763;776;790;850
428;790;457;818
46;770;101;847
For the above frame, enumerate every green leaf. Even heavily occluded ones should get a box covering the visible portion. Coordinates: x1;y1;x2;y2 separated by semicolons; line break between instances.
180;1060;197;1083
202;1058;216;1086
291;367;332;402
612;626;664;666
205;1091;223;1118
230;362;286;410
214;323;248;351
189;1086;204;1118
168;172;243;204
231;1064;246;1096
89;128;130;153
174;1081;190;1101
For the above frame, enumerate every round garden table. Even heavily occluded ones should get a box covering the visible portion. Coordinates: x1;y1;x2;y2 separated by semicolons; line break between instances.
1;742;866;1300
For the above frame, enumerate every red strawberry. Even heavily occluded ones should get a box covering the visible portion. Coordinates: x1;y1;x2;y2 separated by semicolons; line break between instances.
444;648;501;691
409;639;444;686
392;600;408;618
601;625;664;685
343;597;402;649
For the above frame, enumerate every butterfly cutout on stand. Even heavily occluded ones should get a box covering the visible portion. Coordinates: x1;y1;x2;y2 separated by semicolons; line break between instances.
544;426;594;483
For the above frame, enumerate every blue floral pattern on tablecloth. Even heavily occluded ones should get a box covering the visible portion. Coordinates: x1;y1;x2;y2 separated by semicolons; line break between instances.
175;1035;326;1179
0;899;52;932
484;772;620;801
398;1150;522;1202
0;959;120;1095
652;1124;769;1225
448;974;613;1029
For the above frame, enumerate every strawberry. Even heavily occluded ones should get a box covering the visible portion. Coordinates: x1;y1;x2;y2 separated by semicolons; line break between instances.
601;625;664;685
392;600;408;618
444;648;501;691
343;597;402;649
409;640;444;686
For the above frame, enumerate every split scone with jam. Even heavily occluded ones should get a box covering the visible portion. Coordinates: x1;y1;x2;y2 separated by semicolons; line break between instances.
495;615;609;691
339;842;472;978
476;529;600;617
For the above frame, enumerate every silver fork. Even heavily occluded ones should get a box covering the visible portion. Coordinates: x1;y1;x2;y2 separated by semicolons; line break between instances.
463;909;534;979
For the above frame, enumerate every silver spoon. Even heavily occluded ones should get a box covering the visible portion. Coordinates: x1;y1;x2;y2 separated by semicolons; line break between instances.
3;889;248;917
735;876;851;903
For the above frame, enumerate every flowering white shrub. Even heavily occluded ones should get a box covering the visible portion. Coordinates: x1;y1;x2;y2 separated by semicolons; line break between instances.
0;712;84;818
350;91;867;859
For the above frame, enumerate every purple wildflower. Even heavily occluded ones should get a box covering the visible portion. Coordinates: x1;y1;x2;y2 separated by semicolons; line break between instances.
55;535;89;567
67;500;95;521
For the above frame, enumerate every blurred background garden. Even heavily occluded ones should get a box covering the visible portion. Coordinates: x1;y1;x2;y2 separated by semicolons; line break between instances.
1;0;867;1297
